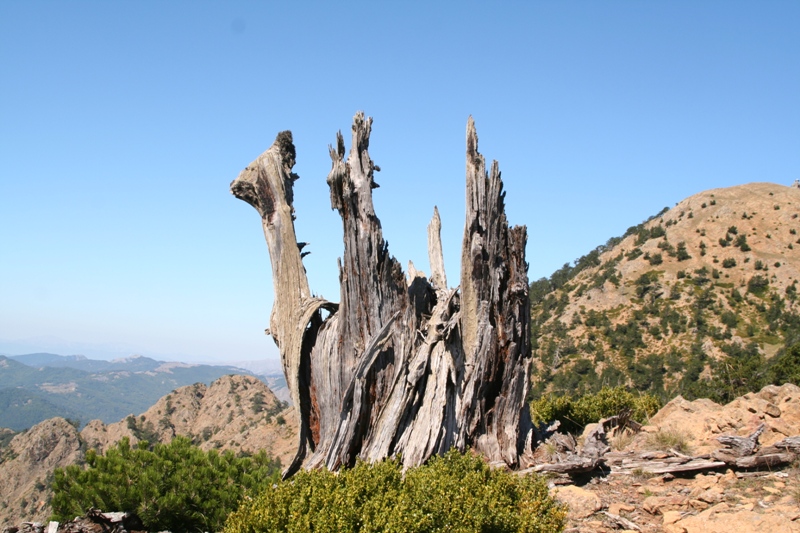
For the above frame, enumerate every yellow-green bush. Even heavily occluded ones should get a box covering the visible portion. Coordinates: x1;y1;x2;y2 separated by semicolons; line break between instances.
225;450;566;533
530;386;660;434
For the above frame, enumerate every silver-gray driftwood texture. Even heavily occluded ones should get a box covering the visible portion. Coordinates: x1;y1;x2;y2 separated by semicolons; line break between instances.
231;112;534;477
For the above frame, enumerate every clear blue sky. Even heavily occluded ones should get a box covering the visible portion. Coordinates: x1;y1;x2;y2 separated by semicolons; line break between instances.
1;2;798;363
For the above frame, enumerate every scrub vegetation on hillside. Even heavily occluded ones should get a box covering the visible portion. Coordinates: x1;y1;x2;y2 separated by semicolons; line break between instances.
529;184;800;408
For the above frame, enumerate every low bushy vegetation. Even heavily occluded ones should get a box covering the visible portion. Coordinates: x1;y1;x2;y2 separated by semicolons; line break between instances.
680;342;800;404
51;436;281;533
529;386;660;434
225;450;566;533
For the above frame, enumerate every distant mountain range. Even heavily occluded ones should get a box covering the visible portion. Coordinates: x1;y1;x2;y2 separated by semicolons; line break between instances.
0;352;286;430
9;352;187;372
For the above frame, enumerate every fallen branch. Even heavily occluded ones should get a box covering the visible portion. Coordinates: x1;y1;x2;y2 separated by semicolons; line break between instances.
716;423;765;457
601;511;641;532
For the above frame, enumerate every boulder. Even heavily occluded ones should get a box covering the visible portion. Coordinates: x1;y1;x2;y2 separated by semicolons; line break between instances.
631;384;800;455
643;495;689;515
552;485;602;519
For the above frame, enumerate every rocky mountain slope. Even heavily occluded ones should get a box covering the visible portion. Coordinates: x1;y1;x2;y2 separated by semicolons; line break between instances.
5;380;800;532
531;182;800;401
0;418;83;528
80;374;297;460
0;375;295;528
551;383;800;532
4;182;799;531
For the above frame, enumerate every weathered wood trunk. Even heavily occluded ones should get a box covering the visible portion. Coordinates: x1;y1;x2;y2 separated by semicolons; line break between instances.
231;112;534;477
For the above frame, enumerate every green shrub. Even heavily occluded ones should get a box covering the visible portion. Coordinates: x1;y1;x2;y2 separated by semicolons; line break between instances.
722;258;737;268
676;242;691;261
735;234;751;251
635;271;659;298
51;437;281;533
529;394;572;428
657;240;675;256
787;283;798;302
767;343;800;386
721;310;739;329
693;267;711;285
251;392;265;413
748;275;770;295
224;451;566;533
689;342;765;404
626;247;643;261
530;386;660;434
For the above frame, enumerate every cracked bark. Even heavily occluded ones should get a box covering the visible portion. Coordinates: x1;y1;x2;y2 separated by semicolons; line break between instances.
231;112;534;477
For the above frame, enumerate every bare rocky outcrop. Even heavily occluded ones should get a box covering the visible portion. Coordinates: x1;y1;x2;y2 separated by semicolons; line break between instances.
231;112;534;476
534;385;800;478
637;383;800;455
553;468;800;533
80;375;297;464
668;503;800;533
0;418;83;527
1;375;293;529
538;383;800;532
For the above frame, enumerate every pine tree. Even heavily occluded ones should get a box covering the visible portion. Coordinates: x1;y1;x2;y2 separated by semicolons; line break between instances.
51;437;281;532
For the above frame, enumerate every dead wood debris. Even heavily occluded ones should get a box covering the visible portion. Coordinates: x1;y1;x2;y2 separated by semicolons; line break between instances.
4;509;145;533
527;415;799;478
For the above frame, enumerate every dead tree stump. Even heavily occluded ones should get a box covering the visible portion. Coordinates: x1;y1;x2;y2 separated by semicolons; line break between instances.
231;112;534;477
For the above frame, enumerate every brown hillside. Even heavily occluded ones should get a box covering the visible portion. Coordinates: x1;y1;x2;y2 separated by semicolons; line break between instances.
532;182;800;397
569;182;799;311
0;375;295;528
81;374;297;463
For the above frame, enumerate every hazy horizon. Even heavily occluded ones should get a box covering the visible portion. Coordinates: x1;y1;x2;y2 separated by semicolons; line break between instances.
0;338;281;366
2;2;797;363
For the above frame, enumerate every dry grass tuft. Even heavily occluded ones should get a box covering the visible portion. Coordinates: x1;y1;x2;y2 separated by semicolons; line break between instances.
611;428;636;451
645;427;692;454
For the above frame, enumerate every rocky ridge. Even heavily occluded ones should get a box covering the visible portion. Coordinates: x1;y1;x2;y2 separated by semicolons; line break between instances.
80;374;297;460
0;375;295;528
0;419;83;528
